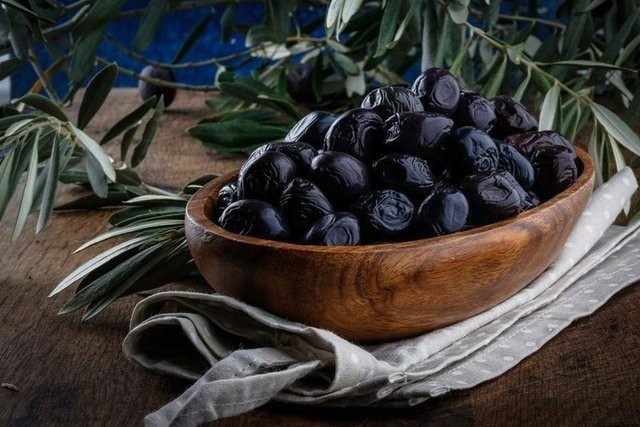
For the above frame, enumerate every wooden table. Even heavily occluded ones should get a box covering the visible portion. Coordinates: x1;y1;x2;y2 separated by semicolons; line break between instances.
1;89;639;425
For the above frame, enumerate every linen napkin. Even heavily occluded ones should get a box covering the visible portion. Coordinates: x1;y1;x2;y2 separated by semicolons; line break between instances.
123;168;640;426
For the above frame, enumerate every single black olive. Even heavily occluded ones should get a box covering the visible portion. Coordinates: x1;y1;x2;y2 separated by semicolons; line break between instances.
219;199;290;241
304;212;361;246
285;111;337;150
504;130;575;160
496;141;535;190
351;189;414;241
216;181;238;220
247;142;317;176
309;151;370;208
361;85;424;120
491;95;538;139
138;65;177;107
286;62;316;103
461;173;522;225
454;92;496;132
414;186;469;237
384;112;454;159
237;151;297;203
279;178;333;239
411;68;460;114
323;108;385;163
497;170;539;211
447;127;499;177
530;144;579;200
371;153;435;199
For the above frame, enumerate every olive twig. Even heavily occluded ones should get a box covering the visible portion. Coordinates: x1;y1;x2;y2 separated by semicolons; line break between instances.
95;57;219;92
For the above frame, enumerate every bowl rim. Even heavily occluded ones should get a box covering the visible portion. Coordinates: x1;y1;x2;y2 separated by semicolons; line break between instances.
186;147;594;254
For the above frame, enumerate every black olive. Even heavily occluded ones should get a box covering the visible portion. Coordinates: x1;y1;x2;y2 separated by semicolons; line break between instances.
504;131;578;199
371;153;435;199
323;108;385;163
461;173;522;225
237;151;297;203
309;151;370;208
411;68;460;114
384;112;454;159
304;212;361;246
496;141;535;190
414;186;469;237
454;92;496;132
247;142;317;176
216;181;238;220
219;199;290;241
491;95;538;139
279;178;333;239
496;170;539;211
285;111;337;150
138;65;177;107
286;62;316;103
361;85;424;120
530;145;579;200
352;189;414;241
504;130;574;160
447;127;499;177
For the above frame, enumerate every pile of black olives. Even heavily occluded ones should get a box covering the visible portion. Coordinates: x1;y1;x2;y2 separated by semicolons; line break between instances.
216;67;580;246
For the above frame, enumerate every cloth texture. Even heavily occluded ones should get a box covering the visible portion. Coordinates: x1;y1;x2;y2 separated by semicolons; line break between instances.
123;168;640;427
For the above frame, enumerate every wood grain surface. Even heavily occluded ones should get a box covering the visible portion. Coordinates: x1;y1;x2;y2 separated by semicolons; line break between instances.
186;151;593;342
1;89;639;425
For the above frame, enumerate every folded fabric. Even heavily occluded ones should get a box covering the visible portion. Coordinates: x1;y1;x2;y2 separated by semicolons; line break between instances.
123;168;639;427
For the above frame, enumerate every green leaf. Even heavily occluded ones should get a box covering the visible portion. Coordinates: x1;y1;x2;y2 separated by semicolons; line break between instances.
12;138;38;241
591;102;640;157
220;6;234;45
85;153;108;198
189;120;288;153
50;235;148;297
36;135;60;233
561;0;590;58
125;194;187;206
587;123;602;186
536;60;633;72
69;27;106;85
74;219;185;252
109;206;185;227
578;0;609;13
265;0;295;43
75;0;127;36
447;0;469;24
19;93;68;122
513;67;531;102
55;187;143;210
0;144;17;218
375;0;402;57
0;57;22;80
326;0;344;35
100;96;157;145
131;96;165;168
330;51;359;76
134;0;170;51
173;15;212;62
59;242;167;315
77;63;118;130
538;83;560;131
482;55;507;99
119;123;139;163
73;127;116;182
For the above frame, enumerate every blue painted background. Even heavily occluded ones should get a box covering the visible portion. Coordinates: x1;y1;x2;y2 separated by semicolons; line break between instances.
13;1;560;98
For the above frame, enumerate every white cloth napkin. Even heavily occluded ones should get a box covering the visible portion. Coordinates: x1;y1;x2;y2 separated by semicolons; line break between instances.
123;168;639;427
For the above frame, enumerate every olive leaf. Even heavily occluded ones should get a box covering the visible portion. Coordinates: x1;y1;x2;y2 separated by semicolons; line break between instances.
77;63;118;130
538;83;560;131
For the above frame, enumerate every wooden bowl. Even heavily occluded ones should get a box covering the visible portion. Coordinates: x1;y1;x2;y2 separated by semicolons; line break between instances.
185;148;594;342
